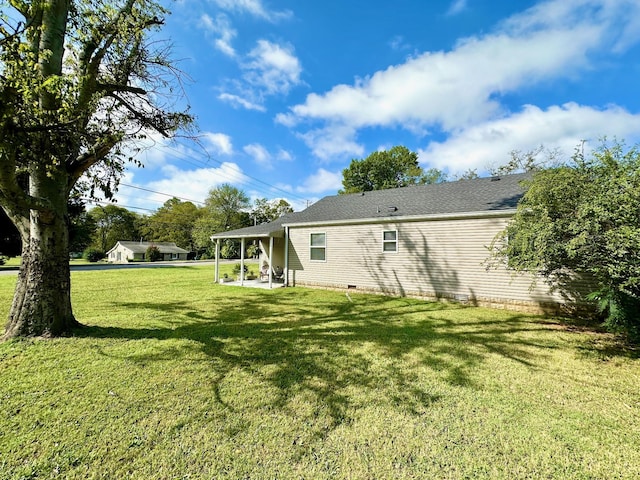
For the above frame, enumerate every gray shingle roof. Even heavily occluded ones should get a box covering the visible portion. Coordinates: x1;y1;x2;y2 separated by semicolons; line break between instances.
212;173;530;238
210;213;300;239
114;241;189;254
287;173;530;225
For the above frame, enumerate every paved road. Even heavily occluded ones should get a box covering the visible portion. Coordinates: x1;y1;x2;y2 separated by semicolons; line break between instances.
0;260;233;276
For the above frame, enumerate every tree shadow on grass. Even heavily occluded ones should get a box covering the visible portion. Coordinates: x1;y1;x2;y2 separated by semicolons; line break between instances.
73;289;577;429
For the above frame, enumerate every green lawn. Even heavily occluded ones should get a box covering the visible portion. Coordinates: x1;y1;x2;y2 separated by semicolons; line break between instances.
0;257;96;268
0;266;638;479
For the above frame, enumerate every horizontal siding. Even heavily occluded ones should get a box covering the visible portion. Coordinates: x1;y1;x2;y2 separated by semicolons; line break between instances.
287;217;568;312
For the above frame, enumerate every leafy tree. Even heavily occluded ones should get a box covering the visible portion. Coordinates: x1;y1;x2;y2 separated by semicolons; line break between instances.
68;197;96;254
454;169;479;180
140;198;201;251
251;198;293;225
488;145;562;176
491;140;640;339
340;146;443;194
88;205;140;252
220;240;239;259
421;168;448;185
0;0;191;338
193;184;251;251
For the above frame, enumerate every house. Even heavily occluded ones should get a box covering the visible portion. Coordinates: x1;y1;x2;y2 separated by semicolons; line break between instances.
210;173;574;314
107;241;189;263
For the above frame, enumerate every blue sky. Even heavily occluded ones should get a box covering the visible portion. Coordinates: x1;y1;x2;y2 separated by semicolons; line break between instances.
113;0;640;213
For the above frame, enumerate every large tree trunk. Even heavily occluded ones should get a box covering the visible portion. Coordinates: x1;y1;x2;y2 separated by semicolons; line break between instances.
2;167;79;339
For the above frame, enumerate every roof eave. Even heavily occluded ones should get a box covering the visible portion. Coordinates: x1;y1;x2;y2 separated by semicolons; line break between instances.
210;230;285;241
282;209;516;228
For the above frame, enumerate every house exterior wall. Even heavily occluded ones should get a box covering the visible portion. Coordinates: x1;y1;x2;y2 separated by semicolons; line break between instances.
161;253;188;261
108;246;136;263
286;216;568;314
108;245;187;263
259;237;286;270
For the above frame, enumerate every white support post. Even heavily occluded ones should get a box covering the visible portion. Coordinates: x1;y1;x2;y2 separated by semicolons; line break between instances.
240;238;245;285
284;227;289;287
214;239;220;283
269;236;274;289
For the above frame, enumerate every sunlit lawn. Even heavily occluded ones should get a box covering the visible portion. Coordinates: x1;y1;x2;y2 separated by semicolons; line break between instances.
0;266;638;479
0;257;95;268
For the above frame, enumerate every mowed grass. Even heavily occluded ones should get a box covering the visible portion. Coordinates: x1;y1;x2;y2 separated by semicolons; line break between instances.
0;266;639;479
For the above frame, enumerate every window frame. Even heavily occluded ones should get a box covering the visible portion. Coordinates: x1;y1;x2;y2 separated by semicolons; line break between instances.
309;232;327;262
382;229;398;253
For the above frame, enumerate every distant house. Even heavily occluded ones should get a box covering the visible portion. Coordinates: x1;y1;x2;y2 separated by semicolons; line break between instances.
211;174;578;314
107;241;189;263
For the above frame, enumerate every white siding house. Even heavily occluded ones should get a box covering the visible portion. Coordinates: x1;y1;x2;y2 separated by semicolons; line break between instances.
107;241;189;263
211;174;582;314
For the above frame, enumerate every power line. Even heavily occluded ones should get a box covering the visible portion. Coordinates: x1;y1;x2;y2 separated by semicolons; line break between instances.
83;199;158;213
119;183;206;206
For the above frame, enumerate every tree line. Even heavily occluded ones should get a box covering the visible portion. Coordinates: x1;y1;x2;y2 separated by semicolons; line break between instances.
0;184;292;261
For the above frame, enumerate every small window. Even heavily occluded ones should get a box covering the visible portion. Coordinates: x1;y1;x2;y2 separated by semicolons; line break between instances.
171;253;179;260
383;230;397;253
310;233;326;261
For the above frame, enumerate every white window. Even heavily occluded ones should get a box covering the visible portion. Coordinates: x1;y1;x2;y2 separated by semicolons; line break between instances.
382;230;398;253
171;253;179;260
310;233;326;261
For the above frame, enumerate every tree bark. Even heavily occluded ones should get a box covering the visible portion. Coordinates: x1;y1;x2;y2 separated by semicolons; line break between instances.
2;166;79;339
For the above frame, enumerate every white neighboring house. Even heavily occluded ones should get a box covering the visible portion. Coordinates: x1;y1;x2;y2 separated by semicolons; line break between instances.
107;241;189;263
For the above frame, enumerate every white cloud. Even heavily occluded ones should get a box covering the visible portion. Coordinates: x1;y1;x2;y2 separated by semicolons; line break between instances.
297;124;364;161
278;0;640;159
243;143;272;167
283;26;599;130
108;162;250;212
202;132;233;156
218;93;267;112
243;40;302;95
216;40;303;111
211;0;292;22
297;168;343;194
199;13;237;57
446;0;468;16
135;162;248;209
417;103;640;174
276;148;293;161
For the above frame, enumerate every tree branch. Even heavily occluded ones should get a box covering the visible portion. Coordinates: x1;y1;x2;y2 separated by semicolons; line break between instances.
67;134;122;183
96;82;146;95
107;92;170;137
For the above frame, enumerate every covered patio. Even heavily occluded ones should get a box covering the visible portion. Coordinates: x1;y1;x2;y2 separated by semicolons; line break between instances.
210;218;289;290
217;277;285;289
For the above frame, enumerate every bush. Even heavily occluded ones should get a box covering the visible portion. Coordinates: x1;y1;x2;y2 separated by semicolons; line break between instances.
220;241;238;259
588;288;640;342
232;263;248;276
83;248;105;263
246;244;259;258
146;245;162;262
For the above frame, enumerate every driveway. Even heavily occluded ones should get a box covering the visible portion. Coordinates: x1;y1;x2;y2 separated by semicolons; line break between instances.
0;260;226;276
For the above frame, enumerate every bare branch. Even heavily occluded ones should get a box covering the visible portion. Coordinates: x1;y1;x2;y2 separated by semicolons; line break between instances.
96;82;146;95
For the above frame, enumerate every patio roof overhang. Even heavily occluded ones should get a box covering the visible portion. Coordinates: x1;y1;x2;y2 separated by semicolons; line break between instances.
210;224;285;241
